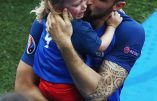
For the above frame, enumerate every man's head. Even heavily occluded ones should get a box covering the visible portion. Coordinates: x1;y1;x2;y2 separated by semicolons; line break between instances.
83;0;126;22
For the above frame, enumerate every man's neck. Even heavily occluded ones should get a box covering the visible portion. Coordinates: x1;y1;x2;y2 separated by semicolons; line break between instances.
92;15;110;29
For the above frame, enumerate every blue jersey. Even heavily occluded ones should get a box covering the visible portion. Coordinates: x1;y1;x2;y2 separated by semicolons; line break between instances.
22;18;114;84
108;12;145;101
21;20;43;66
71;19;114;58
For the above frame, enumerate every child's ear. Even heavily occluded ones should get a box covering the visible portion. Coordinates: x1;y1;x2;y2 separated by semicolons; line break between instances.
113;1;126;11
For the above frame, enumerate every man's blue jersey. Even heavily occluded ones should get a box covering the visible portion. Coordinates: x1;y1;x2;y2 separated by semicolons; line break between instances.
107;12;145;101
89;11;145;72
21;20;43;66
87;12;145;101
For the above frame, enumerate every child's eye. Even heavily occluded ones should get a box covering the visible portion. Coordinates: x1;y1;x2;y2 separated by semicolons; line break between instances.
72;3;80;7
72;0;82;7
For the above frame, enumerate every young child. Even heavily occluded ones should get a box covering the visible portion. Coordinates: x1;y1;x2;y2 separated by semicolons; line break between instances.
23;0;122;100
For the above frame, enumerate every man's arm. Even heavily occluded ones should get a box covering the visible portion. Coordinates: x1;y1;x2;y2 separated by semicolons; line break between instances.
86;60;128;100
15;19;46;100
47;10;128;100
15;60;47;101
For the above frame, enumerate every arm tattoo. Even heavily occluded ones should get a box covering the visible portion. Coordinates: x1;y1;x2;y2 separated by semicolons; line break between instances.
86;60;128;101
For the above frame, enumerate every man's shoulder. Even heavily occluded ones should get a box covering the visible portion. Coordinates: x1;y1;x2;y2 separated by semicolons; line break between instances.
120;21;143;32
31;19;45;33
115;12;145;48
119;11;143;30
117;13;144;36
116;20;145;44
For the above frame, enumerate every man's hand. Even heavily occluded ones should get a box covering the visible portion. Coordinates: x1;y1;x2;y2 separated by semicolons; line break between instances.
46;8;73;48
86;60;128;100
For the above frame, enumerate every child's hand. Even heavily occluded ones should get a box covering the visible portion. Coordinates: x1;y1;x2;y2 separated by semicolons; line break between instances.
107;11;123;28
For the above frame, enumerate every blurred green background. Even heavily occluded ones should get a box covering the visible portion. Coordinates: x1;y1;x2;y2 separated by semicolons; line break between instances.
0;0;157;94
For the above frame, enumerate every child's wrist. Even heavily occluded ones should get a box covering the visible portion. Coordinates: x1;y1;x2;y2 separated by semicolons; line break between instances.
108;25;117;29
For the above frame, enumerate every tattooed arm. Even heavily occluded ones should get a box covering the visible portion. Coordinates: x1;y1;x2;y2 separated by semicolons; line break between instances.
86;60;128;101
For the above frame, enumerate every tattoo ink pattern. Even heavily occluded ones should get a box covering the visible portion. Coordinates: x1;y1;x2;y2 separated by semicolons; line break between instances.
86;60;128;101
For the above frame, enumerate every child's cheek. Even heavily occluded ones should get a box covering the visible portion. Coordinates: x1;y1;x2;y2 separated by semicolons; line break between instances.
67;7;80;17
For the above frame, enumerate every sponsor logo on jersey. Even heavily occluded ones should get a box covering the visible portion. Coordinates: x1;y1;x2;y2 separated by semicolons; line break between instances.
96;51;104;57
123;46;139;57
124;46;130;54
27;35;36;54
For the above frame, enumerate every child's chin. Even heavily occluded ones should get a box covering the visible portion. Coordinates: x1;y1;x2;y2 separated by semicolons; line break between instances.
75;16;84;19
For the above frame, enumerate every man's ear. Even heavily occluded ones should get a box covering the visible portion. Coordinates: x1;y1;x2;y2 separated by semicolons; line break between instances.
113;1;126;11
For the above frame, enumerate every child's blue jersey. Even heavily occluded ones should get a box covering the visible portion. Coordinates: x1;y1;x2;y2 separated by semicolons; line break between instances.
25;19;115;84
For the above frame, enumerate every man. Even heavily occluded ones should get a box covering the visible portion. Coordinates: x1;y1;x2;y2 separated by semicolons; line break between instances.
46;0;145;100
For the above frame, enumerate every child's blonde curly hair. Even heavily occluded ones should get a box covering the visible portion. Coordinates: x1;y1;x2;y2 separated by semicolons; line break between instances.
31;0;63;22
31;0;48;22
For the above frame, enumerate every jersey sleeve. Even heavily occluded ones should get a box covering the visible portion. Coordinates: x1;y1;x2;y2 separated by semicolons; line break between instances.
105;21;145;73
21;19;43;66
72;20;102;56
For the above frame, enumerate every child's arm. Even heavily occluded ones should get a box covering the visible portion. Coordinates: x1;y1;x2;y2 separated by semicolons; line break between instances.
98;12;123;52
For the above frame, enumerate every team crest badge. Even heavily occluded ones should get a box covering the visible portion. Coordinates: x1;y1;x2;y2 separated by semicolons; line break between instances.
123;46;140;57
27;35;36;54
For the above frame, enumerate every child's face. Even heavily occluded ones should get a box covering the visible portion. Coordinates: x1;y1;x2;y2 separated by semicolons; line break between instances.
64;0;87;19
